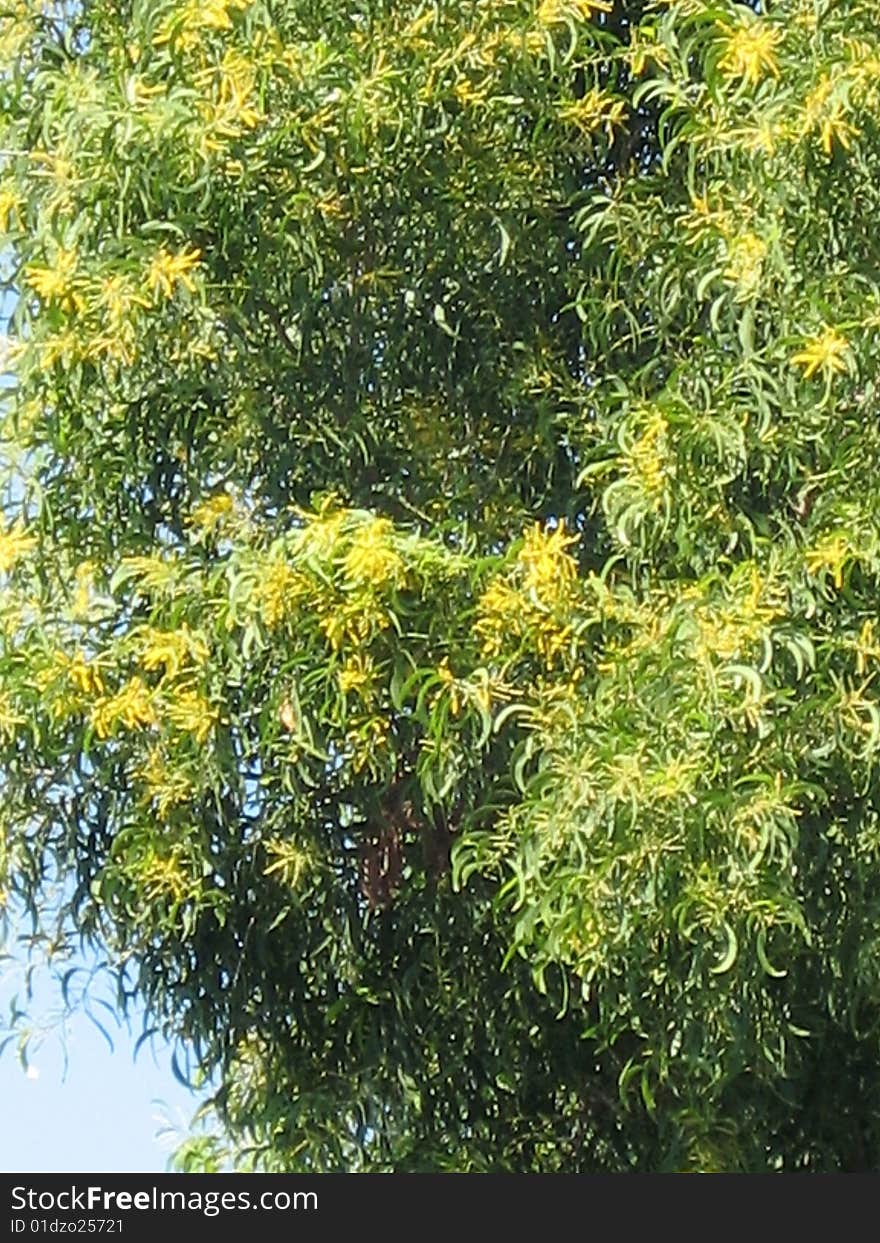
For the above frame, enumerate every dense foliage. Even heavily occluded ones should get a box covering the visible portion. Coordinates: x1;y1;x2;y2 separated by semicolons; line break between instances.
3;0;880;1171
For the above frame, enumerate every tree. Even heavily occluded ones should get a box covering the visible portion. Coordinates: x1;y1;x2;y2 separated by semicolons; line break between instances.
2;0;880;1172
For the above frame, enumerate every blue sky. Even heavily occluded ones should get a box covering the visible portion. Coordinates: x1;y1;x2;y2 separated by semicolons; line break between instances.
0;954;204;1173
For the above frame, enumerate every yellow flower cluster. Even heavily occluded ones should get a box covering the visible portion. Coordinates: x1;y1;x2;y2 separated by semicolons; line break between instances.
805;532;854;591
476;523;579;666
154;0;250;52
26;247;85;313
252;560;307;629
164;690;217;744
67;650;107;696
91;676;157;738
263;837;311;891
536;0;611;25
146;245;202;301
557;88;626;141
119;554;180;595
90;274;149;364
0;691;24;739
138;625;209;679
690;568;782;665
0;522;35;573
135;843;199;907
518;521;579;607
625;410;670;503
338;653;375;697
717;20;781;86
343;518;405;589
188;492;235;537
855;619;880;677
475;577;527;659
723;232;767;300
0;186;20;232
196;50;263;151
319;595;392;653
434;658;492;718
801;75;858;155
136;746;194;816
791;327;851;381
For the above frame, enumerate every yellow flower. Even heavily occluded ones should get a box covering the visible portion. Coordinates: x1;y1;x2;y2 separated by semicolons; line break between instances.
518;521;579;606
0;186;20;232
139;625;208;679
723;232;767;300
717;21;781;85
39;331;83;370
557;88;626;140
91;677;157;738
791;328;850;381
26;248;85;312
154;0;250;50
536;0;611;26
805;533;853;590
818;103;857;155
626;410;670;501
253;560;306;628
436;657;462;716
196;50;263;150
119;554;180;595
263;837;311;890
0;522;35;573
188;492;235;537
97;272;149;335
145;246;202;300
338;654;374;696
164;690;217;744
0;691;23;739
72;561;96;618
855;619;880;677
802;76;858;154
135;843;196;906
475;577;523;657
68;650;106;696
136;747;194;815
343;518;404;588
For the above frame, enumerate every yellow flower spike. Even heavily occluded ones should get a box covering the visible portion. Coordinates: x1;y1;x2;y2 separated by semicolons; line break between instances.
436;657;463;715
263;837;311;891
475;577;523;658
717;20;782;86
791;327;851;381
145;245;202;301
802;76;859;155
